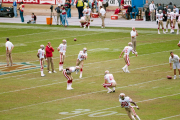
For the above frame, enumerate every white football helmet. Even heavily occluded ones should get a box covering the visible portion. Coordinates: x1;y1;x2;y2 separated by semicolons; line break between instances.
40;45;44;49
159;10;162;14
173;9;176;13
119;93;125;99
105;70;109;74
128;42;132;46
62;39;67;44
83;47;87;52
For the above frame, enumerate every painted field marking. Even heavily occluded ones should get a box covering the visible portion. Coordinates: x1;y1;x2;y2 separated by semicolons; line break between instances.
0;77;166;112
0;62;167;95
56;92;180;120
158;114;180;120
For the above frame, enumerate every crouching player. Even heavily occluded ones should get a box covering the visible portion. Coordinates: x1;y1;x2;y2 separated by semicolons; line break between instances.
76;48;87;78
57;39;67;71
119;93;140;120
103;70;116;93
62;66;80;90
119;42;137;73
169;51;180;79
37;45;46;77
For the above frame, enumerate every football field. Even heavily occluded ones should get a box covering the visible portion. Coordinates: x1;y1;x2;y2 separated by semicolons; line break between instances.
0;23;180;120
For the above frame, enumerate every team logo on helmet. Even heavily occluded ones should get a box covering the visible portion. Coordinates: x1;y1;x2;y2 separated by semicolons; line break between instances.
105;70;109;74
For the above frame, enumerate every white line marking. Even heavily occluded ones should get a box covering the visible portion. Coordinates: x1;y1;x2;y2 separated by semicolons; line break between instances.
158;114;180;120
0;77;166;112
57;93;180;120
0;63;167;95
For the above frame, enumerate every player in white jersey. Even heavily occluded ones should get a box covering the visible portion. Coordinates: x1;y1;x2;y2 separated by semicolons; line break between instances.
37;45;46;77
177;15;180;34
62;66;80;90
156;10;166;34
103;70;117;93
119;93;140;120
119;42;137;73
83;5;92;29
169;52;180;79
76;48;87;78
57;39;67;71
170;9;179;33
166;9;171;32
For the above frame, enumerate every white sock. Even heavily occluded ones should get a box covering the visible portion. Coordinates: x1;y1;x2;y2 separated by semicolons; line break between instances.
132;115;136;120
107;88;111;91
124;64;127;69
113;87;115;91
135;115;141;120
41;71;43;75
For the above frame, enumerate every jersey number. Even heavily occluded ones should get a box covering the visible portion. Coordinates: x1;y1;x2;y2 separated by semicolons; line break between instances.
121;102;128;106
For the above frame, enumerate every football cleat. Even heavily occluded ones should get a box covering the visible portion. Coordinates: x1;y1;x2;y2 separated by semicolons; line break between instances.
113;90;115;92
53;71;57;73
41;74;45;77
48;71;52;73
122;68;126;73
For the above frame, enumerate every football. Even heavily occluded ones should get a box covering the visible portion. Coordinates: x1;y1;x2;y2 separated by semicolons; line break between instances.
177;43;180;47
74;38;77;41
167;75;172;79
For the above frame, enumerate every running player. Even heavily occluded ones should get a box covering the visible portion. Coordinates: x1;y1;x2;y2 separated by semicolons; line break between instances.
57;39;67;71
62;66;80;90
156;10;166;34
76;48;87;78
119;93;140;120
169;51;180;79
103;70;117;93
37;45;46;77
119;42;137;73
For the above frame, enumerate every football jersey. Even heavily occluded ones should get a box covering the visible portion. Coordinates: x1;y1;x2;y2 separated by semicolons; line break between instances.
178;16;180;22
83;8;91;16
58;43;67;55
156;13;163;20
38;49;45;59
169;54;180;63
170;12;178;20
66;67;76;74
119;96;132;108
78;51;88;61
104;74;116;83
123;46;135;56
167;12;171;19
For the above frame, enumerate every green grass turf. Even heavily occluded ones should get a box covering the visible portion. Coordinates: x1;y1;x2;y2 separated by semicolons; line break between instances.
0;23;180;120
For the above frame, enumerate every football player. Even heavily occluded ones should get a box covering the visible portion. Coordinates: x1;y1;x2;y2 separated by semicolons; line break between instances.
119;93;140;120
156;10;166;34
83;5;92;29
177;15;180;34
62;66;80;90
76;48;87;78
119;42;137;73
169;52;180;79
37;45;46;77
57;39;67;71
166;9;171;32
170;9;179;33
103;70;117;93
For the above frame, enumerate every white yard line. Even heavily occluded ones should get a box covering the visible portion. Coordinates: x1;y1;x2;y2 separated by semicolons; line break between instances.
157;114;180;120
57;92;180;120
0;77;166;113
0;63;167;95
0;47;175;79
